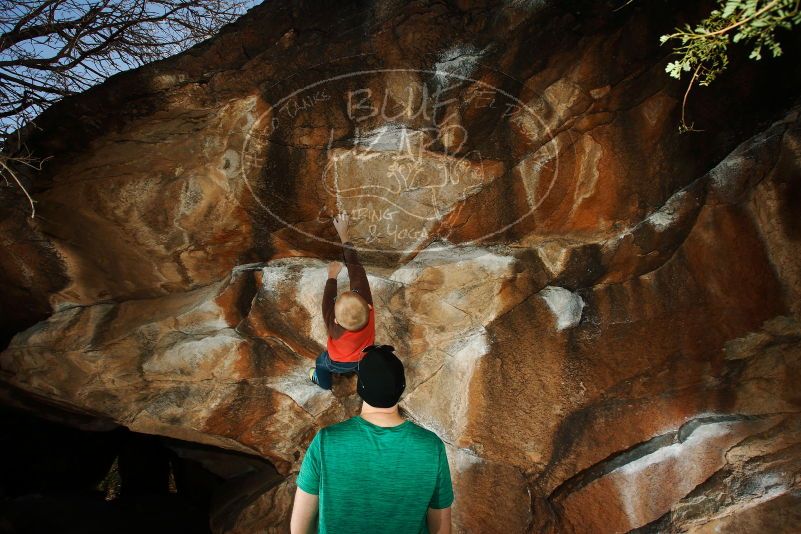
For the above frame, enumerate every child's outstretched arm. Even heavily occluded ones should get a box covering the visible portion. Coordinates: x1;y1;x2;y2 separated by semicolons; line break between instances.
333;213;373;306
322;261;342;334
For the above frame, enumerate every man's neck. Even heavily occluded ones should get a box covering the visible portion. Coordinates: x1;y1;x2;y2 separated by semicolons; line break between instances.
360;403;405;427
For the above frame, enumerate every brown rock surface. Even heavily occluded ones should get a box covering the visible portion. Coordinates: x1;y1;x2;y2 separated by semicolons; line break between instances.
2;1;801;532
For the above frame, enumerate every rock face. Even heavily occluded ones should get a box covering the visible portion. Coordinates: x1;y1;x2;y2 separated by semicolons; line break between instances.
2;0;801;532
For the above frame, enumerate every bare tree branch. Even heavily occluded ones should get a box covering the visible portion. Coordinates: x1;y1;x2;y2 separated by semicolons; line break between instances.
0;0;253;217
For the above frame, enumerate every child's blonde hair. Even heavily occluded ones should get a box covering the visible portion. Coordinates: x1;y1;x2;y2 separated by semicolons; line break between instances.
334;291;370;331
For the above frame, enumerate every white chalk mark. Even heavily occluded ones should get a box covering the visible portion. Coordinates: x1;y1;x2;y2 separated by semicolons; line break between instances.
539;286;584;330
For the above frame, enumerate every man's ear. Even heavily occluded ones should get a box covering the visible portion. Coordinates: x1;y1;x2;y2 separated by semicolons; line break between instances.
334;317;339;325
369;304;373;310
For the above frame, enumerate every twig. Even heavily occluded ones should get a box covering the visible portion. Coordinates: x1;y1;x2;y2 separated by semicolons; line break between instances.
679;64;703;133
0;157;37;218
697;0;780;38
613;0;637;13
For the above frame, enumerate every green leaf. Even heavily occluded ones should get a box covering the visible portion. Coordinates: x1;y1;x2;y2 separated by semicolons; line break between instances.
721;2;739;18
665;61;684;78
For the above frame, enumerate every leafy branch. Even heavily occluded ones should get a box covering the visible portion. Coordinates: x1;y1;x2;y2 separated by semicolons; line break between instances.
658;0;801;132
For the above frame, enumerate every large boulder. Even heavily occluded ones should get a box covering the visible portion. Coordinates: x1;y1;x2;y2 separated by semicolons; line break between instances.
2;0;801;532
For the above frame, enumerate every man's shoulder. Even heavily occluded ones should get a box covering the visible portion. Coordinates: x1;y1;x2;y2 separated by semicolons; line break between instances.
319;418;445;447
319;417;361;437
404;421;447;447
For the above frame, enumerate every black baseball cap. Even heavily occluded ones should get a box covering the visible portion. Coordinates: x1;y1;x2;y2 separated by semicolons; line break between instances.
357;345;406;408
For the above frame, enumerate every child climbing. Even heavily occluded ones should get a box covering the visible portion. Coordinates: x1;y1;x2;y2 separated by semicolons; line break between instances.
309;212;375;389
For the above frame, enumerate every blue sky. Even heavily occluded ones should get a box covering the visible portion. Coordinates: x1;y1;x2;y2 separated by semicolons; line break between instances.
1;0;262;133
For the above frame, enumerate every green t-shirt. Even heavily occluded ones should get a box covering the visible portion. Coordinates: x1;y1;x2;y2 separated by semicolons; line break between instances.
296;416;454;533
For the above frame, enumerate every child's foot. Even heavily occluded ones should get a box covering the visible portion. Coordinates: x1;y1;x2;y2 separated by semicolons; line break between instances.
308;368;319;385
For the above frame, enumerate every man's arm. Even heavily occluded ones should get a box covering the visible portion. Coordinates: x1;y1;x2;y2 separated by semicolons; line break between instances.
293;432;322;534
290;487;319;534
428;439;454;532
426;506;451;534
333;213;373;305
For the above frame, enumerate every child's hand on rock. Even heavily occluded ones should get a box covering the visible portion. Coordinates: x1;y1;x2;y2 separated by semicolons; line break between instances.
333;213;350;243
328;261;343;279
